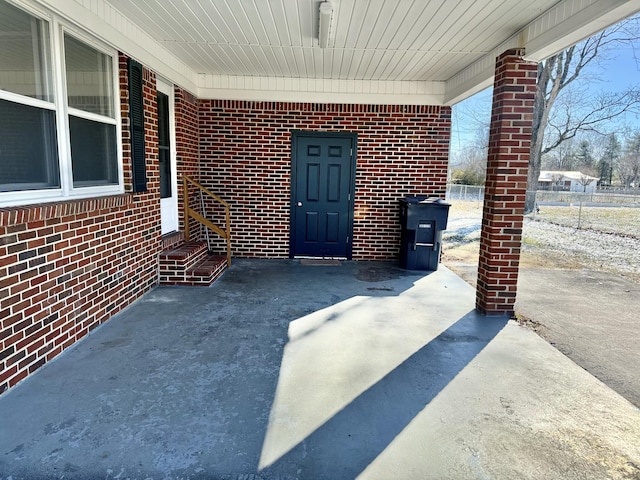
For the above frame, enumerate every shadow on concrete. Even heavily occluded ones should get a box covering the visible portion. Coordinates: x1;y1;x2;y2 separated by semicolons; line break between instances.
261;311;508;479
0;260;507;479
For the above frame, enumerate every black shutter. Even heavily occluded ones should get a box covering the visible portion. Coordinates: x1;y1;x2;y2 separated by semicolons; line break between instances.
128;59;147;193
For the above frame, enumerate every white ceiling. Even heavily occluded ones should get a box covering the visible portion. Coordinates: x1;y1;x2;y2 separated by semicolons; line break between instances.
48;0;640;104
107;0;558;82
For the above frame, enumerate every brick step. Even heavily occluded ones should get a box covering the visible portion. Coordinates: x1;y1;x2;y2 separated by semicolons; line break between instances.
161;231;185;250
159;240;208;271
159;240;228;286
186;255;228;286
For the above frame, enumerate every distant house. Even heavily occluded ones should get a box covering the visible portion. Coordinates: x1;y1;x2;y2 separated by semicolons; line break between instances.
538;171;600;193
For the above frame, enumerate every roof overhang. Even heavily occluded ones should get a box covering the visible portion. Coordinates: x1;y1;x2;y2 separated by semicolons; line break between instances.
444;0;640;104
28;0;640;105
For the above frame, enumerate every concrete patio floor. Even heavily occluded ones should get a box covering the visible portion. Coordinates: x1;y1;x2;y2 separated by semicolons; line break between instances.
0;259;639;480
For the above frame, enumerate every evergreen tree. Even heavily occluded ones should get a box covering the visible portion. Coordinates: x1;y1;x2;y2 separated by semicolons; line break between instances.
598;133;621;185
575;140;595;171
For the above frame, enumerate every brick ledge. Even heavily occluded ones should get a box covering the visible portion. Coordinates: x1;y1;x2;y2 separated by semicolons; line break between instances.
0;194;136;227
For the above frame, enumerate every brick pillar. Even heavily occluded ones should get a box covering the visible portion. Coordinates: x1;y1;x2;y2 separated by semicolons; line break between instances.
476;49;537;315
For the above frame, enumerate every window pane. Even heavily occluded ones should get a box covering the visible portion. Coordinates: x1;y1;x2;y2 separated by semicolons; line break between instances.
64;35;114;118
0;2;53;102
0;98;59;192
158;92;171;198
69;116;118;187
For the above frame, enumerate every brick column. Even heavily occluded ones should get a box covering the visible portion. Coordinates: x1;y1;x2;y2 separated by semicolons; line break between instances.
476;49;537;315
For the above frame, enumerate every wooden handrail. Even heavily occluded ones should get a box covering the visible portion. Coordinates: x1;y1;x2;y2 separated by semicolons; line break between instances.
183;176;231;267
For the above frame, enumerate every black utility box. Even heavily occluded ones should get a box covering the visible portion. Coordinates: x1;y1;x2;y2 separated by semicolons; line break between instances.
399;196;451;270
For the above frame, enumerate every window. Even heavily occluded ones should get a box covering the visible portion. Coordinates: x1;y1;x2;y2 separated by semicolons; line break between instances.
0;98;60;192
0;2;58;193
157;91;171;198
0;1;122;206
64;34;118;187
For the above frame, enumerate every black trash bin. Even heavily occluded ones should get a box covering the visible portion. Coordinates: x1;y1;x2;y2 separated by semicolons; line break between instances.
399;196;451;270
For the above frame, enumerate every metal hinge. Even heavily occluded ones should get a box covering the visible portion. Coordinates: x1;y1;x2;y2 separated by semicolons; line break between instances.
350;147;353;157
347;236;350;244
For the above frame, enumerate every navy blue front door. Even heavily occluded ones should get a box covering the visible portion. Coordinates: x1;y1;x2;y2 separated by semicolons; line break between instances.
291;133;356;258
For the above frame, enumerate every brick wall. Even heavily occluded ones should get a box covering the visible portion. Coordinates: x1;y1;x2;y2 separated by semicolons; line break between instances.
198;101;451;260
0;54;161;395
476;49;537;315
0;79;451;394
174;87;202;239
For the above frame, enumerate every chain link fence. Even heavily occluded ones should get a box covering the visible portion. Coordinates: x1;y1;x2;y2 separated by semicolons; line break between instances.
447;183;640;206
446;184;485;202
534;189;640;206
446;183;640;233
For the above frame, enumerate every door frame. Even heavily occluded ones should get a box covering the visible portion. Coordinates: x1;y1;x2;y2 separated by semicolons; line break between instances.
290;130;357;259
156;78;178;235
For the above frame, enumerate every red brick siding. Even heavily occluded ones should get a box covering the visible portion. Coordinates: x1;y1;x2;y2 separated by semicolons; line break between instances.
476;49;537;315
198;101;451;260
0;54;161;395
174;87;202;239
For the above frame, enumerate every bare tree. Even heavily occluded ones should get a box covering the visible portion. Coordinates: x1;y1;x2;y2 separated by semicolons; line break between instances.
450;151;487;185
617;155;640;187
577;174;597;192
543;138;576;170
526;16;640;212
449;123;489;185
551;173;565;191
619;133;640;187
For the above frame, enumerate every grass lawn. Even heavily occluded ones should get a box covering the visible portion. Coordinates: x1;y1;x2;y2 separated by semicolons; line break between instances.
442;201;640;282
532;206;640;237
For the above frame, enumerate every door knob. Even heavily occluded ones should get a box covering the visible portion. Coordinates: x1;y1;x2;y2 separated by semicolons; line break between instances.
297;201;303;207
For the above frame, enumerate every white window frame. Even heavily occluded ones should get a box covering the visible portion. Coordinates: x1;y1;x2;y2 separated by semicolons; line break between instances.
0;0;124;208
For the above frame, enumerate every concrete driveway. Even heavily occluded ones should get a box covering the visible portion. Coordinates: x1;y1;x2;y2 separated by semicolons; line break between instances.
443;261;640;409
516;267;640;407
0;260;639;479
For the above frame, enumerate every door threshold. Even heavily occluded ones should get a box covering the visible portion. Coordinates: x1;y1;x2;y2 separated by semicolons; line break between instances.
294;256;347;259
299;258;342;266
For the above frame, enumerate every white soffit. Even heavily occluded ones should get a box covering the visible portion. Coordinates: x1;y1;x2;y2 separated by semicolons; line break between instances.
444;0;640;105
34;0;640;105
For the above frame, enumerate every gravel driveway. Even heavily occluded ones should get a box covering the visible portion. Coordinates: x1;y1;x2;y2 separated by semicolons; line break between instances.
442;203;640;407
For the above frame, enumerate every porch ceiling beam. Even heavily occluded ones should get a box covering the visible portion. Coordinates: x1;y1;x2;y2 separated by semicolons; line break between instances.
197;75;446;105
444;0;640;106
